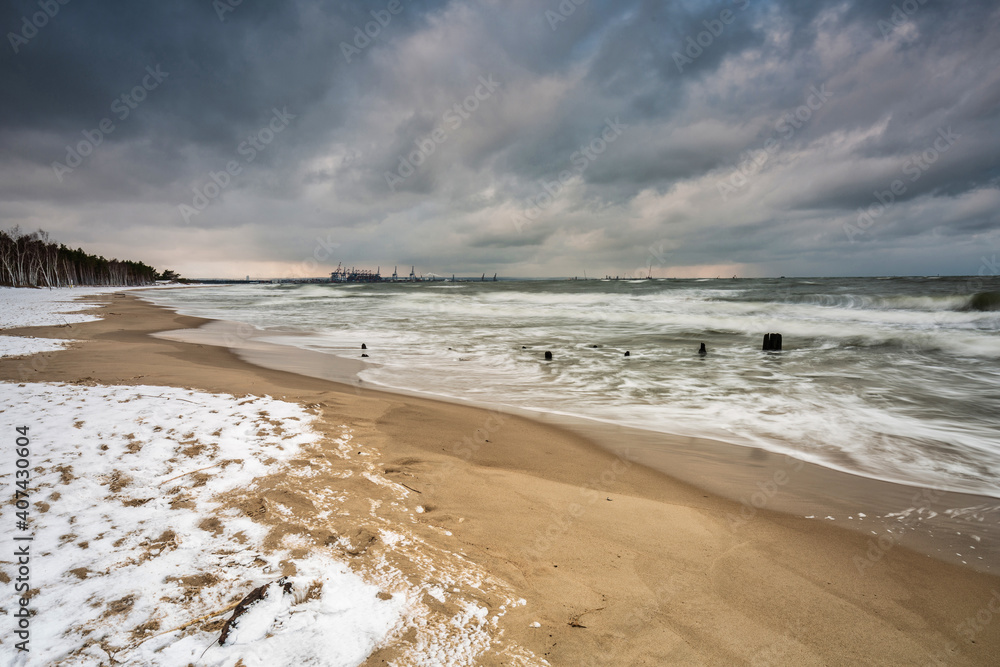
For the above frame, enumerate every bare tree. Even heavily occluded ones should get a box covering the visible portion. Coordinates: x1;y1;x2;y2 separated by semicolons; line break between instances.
0;227;158;287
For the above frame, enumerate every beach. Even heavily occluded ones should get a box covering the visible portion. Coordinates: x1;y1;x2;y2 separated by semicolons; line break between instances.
1;289;999;666
6;1;998;663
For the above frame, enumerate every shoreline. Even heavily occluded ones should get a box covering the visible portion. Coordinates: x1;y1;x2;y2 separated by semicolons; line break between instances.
3;290;999;664
148;300;999;576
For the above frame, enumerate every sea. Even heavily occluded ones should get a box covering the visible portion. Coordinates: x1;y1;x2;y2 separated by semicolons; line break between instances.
144;276;1000;500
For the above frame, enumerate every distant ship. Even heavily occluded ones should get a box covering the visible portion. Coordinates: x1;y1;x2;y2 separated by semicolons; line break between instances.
330;263;497;283
330;262;383;283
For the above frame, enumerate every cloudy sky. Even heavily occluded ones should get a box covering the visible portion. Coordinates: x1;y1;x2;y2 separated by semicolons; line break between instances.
2;0;998;278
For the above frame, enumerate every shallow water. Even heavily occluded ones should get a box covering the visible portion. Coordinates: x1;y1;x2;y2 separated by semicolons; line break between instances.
145;276;1000;498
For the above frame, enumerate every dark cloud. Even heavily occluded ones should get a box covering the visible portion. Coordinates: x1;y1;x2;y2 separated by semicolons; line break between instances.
0;0;997;277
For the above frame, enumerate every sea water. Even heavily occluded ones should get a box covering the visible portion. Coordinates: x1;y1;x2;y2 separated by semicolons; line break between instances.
145;276;1000;498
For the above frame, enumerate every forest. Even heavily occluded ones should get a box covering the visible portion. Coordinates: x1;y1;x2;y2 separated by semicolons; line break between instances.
0;227;159;287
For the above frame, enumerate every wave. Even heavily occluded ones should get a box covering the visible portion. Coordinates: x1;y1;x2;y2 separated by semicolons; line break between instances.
962;291;1000;312
728;292;999;313
797;294;965;311
143;280;1000;497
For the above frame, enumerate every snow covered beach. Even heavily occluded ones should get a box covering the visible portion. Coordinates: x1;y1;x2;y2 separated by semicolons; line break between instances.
1;287;999;666
0;288;538;666
0;286;108;361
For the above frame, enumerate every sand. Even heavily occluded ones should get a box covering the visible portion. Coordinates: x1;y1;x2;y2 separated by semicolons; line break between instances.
3;290;999;666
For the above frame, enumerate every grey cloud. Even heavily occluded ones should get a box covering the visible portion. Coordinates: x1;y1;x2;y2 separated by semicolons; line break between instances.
0;0;997;277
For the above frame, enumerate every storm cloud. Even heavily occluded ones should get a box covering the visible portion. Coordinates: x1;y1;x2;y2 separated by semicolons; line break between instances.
1;0;998;278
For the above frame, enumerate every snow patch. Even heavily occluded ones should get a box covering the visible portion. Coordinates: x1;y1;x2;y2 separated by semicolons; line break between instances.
0;383;404;666
0;286;129;329
0;335;75;358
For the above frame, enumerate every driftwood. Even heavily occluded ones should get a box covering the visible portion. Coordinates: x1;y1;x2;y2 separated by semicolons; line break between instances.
218;579;292;646
136;394;201;404
159;462;223;485
127;599;244;655
568;606;605;628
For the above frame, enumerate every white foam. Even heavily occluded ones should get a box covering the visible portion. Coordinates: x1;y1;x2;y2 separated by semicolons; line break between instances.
144;280;1000;498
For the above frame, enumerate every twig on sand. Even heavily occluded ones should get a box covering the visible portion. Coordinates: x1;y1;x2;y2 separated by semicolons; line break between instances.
400;483;422;494
159;462;223;485
128;600;243;651
137;394;201;404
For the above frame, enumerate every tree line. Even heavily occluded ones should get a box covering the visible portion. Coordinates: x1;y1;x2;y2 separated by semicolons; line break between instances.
0;227;161;287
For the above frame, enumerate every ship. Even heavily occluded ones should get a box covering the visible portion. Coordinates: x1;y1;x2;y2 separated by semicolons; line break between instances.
330;263;497;283
330;263;382;283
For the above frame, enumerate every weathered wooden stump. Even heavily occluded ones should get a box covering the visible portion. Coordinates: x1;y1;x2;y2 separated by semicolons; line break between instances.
762;333;783;351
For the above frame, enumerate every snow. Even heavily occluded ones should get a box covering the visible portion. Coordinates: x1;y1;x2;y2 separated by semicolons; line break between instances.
0;382;544;666
0;285;187;365
0;285;546;666
222;584;289;646
0;286;128;329
0;336;75;358
0;284;195;331
0;383;405;666
0;285;99;359
212;567;404;666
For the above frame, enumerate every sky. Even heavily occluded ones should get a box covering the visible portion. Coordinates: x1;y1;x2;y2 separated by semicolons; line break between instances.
1;0;998;279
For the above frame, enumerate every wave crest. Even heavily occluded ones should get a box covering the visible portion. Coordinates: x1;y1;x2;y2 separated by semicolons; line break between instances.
963;291;1000;312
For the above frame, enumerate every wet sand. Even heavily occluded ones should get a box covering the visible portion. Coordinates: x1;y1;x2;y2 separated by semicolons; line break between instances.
156;315;1000;576
3;290;999;665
